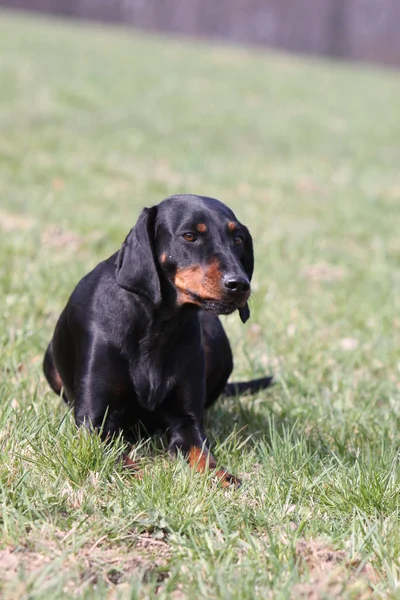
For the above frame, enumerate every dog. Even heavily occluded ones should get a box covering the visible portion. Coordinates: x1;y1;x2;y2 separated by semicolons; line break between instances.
43;194;272;486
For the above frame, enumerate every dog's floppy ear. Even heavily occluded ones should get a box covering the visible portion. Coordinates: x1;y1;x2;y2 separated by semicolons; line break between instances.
116;206;161;306
239;226;254;324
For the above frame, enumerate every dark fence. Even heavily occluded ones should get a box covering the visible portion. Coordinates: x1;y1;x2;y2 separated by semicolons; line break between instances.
2;0;400;66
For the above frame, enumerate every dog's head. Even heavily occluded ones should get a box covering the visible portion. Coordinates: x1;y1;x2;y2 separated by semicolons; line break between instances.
116;194;254;323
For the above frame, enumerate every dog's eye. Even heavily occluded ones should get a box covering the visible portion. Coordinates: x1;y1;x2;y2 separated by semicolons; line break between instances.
233;235;243;245
182;232;197;242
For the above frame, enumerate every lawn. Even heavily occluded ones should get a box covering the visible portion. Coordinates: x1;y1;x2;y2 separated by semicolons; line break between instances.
1;9;400;599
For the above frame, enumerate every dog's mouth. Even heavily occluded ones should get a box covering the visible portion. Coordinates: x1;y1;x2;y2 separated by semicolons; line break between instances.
172;264;250;315
177;288;249;315
199;298;238;315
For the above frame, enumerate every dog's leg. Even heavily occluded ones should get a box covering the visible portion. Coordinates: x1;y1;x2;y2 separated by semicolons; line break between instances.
186;445;241;488
166;411;241;488
74;383;121;439
73;341;126;440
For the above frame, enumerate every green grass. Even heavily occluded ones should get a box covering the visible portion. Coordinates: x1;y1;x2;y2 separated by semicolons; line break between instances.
1;9;400;599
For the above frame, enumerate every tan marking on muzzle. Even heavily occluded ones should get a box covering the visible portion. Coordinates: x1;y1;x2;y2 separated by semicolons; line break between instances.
174;260;223;305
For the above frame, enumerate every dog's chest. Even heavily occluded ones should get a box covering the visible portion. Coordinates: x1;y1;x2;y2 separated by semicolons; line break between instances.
123;311;202;411
129;334;190;410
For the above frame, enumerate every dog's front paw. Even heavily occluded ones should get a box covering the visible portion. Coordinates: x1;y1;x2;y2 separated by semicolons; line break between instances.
215;469;242;489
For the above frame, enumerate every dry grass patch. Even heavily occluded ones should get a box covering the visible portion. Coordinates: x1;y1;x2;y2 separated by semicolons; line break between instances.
301;263;346;282
0;533;171;597
293;540;379;599
0;210;35;232
40;225;83;252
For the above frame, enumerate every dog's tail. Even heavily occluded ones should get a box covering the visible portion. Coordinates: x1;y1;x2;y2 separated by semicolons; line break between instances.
223;376;273;397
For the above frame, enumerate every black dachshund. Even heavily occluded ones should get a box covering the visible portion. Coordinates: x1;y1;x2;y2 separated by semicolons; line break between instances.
43;194;272;486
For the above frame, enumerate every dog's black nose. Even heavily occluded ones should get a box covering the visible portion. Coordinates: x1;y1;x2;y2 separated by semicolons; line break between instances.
224;276;250;294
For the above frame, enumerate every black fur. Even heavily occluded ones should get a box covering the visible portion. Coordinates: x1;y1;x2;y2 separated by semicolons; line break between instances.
43;194;272;484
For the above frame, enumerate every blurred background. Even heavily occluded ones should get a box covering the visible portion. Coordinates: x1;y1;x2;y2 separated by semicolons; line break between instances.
1;0;400;67
1;2;400;597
